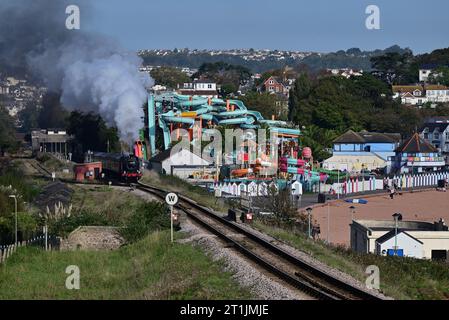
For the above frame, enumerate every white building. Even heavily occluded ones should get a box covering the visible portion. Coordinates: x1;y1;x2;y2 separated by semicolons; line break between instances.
392;85;427;106
375;230;424;259
426;85;449;103
149;147;212;179
419;68;432;82
177;79;218;98
420;117;449;154
351;219;449;260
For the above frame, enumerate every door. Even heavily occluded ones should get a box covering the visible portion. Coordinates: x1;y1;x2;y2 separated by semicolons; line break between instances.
431;250;447;261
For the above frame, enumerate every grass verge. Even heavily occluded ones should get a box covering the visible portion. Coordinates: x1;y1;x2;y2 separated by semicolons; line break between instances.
141;171;230;213
0;231;252;300
253;220;449;300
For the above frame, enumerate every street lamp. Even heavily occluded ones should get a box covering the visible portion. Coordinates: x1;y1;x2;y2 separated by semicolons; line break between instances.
349;205;356;222
392;212;403;256
8;195;18;245
306;207;313;238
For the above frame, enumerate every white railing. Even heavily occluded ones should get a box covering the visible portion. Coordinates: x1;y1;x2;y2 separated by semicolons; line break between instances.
213;171;449;198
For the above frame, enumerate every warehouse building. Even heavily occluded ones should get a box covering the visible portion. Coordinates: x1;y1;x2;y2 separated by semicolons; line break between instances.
351;218;449;260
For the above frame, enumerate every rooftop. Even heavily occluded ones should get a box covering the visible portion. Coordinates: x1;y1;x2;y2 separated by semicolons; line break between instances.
396;133;438;153
333;130;401;144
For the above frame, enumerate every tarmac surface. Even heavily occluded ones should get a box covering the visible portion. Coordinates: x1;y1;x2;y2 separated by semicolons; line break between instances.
308;189;449;246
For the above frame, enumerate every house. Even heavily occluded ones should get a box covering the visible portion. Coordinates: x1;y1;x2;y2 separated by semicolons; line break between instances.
425;84;449;103
392;85;427;106
323;130;401;173
419;64;449;82
258;76;290;97
392;133;445;174
177;79;218;98
419;68;433;82
327;68;363;79
149;147;212;179
351;219;449;260
420;117;449;154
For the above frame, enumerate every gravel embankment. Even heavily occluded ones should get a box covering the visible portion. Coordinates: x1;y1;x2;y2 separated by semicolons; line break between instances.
237;222;391;300
178;218;313;300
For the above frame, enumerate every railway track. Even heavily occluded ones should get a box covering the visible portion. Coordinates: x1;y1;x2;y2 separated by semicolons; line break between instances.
24;159;383;300
136;182;384;301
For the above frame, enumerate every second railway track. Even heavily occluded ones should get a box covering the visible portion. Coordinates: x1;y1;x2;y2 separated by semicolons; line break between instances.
136;182;384;301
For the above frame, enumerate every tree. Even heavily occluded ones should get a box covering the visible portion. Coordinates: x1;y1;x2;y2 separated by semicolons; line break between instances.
18;101;40;133
66;111;120;161
0;106;19;155
194;62;252;94
255;185;297;223
288;73;312;123
370;50;417;84
150;66;190;88
240;92;279;119
428;66;449;86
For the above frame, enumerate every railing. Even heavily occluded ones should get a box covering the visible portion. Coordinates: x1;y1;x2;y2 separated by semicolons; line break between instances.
212;171;449;198
0;233;60;264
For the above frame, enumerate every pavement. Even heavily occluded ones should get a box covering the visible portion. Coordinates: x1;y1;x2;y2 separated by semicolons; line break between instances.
308;188;449;247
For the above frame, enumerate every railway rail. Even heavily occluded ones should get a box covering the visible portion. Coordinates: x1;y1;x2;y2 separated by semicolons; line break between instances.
24;158;383;300
136;182;384;301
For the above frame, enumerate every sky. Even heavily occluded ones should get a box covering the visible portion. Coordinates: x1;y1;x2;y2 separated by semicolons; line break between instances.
84;0;449;54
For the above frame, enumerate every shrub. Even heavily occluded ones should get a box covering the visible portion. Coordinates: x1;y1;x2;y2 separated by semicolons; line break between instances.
48;210;110;237
120;201;169;243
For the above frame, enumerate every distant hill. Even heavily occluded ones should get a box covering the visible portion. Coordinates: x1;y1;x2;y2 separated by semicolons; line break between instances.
138;45;411;73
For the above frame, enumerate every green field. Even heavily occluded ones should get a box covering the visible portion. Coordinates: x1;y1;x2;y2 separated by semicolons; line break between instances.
0;231;252;300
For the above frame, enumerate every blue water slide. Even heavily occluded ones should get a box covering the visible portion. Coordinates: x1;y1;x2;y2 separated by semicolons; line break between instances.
270;127;301;135
179;98;209;108
158;115;171;150
259;120;288;126
148;95;157;155
229;99;248;111
216;109;248;117
240;124;260;129
163;116;196;125
246;110;264;121
218;117;248;125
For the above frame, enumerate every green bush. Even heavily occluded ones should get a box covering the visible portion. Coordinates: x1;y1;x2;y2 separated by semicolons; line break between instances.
120;201;170;243
48;210;110;237
0;212;38;244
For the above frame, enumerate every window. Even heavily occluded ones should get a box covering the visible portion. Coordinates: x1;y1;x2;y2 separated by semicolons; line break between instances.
446;132;449;140
208;84;212;89
434;133;440;140
424;133;429;139
269;86;274;91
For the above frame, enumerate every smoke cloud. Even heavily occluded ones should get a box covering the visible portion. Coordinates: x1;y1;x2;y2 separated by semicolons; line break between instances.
0;0;153;142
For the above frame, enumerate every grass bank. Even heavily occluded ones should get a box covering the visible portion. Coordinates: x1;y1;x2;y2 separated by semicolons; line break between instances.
253;220;449;300
0;231;252;300
141;171;230;213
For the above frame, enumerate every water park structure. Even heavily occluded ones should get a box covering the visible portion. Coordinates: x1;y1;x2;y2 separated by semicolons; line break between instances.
133;93;334;190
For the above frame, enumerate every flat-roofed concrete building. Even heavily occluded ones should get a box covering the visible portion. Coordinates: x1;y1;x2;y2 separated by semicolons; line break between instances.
351;219;449;260
31;129;72;156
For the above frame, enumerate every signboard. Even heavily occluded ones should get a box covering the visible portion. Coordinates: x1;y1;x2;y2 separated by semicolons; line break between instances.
165;193;178;206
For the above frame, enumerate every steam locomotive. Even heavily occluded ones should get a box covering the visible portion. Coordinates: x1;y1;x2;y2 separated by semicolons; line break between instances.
91;152;142;182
